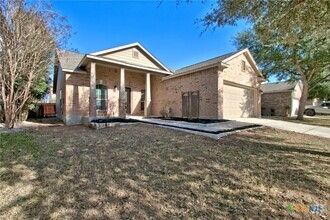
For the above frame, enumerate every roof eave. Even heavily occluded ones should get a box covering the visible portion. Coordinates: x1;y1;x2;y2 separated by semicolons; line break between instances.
163;63;227;80
90;42;139;55
62;68;87;74
261;89;293;94
258;77;267;82
80;55;172;75
90;42;171;72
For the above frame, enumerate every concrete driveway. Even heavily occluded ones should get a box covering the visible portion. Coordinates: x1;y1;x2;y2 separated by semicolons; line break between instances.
234;118;330;139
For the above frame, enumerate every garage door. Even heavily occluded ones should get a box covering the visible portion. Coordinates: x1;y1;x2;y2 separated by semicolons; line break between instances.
223;84;255;118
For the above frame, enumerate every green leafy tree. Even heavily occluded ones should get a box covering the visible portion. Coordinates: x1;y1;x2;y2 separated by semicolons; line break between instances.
308;72;330;100
308;82;330;101
16;73;49;122
202;0;330;120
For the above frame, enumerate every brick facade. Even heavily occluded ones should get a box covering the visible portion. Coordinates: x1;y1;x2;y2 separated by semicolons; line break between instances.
64;65;147;125
221;54;259;88
221;54;262;118
261;92;292;116
150;53;262;119
261;83;302;117
59;51;262;125
151;67;219;119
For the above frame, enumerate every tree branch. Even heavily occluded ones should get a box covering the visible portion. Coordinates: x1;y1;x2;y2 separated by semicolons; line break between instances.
309;72;330;91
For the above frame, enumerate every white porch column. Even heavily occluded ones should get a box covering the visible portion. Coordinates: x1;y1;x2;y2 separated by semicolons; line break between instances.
89;62;96;117
144;73;151;116
119;67;126;118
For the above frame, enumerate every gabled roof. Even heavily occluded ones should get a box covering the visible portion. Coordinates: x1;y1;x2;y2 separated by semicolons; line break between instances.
90;42;170;72
175;52;236;74
79;54;172;75
164;48;263;80
57;50;86;73
261;81;297;93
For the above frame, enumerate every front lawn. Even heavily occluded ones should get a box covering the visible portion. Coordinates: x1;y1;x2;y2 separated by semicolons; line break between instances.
0;125;329;219
288;116;330;128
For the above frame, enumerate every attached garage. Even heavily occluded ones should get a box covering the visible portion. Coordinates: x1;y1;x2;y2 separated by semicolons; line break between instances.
154;48;263;120
223;82;256;118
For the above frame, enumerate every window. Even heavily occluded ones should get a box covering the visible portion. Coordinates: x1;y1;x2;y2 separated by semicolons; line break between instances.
141;89;145;111
321;103;330;108
241;60;246;72
132;49;139;59
96;84;107;110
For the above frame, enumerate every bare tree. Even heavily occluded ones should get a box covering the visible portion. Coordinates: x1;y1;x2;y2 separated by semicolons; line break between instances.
0;0;71;128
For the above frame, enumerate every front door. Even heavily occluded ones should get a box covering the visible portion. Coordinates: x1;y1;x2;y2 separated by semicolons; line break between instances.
125;87;131;114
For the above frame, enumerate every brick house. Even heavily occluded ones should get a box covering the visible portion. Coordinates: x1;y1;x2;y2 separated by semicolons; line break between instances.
260;81;302;117
54;42;264;125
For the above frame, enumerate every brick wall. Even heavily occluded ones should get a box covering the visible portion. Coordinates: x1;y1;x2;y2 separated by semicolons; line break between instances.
65;72;90;124
64;65;146;124
62;53;262;124
261;92;292;116
221;54;260;88
151;67;219;119
55;67;66;121
221;54;262;118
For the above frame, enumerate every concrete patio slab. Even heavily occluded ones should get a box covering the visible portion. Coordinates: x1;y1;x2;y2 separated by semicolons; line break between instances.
129;116;262;139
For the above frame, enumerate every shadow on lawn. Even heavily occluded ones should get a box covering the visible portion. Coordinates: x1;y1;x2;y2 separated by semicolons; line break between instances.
0;125;329;219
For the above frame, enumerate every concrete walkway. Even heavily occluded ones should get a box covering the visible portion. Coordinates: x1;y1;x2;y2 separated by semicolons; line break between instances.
234;118;330;139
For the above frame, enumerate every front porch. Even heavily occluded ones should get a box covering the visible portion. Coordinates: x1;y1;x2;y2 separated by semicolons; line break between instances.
86;61;155;121
60;43;173;125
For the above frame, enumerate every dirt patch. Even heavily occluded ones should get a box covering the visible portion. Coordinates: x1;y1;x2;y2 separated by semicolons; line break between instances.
0;117;64;132
0;125;328;219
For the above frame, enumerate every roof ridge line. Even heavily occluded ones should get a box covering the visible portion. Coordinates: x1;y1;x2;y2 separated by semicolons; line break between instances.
175;51;238;72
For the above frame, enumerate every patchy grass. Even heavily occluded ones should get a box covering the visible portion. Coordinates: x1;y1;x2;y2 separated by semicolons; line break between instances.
0;125;329;219
0;133;43;161
264;116;330;128
288;116;330;128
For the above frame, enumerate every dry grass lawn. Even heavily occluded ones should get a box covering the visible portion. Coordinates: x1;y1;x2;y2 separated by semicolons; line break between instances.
0;124;329;219
287;116;330;128
264;116;330;128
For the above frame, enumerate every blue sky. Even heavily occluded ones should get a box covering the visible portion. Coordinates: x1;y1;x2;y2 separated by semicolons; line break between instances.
51;0;250;70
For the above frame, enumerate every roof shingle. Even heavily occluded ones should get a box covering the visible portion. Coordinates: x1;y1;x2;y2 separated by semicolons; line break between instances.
261;81;296;93
174;51;237;74
57;50;85;71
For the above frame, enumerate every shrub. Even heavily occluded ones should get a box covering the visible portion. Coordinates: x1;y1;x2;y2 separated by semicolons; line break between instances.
160;105;172;119
107;100;116;118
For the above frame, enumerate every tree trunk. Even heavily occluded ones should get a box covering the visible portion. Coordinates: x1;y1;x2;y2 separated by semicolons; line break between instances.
4;105;16;128
296;78;309;120
17;108;29;122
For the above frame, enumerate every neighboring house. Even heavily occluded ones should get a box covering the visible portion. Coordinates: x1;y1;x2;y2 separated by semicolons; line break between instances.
261;81;302;117
54;42;264;125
